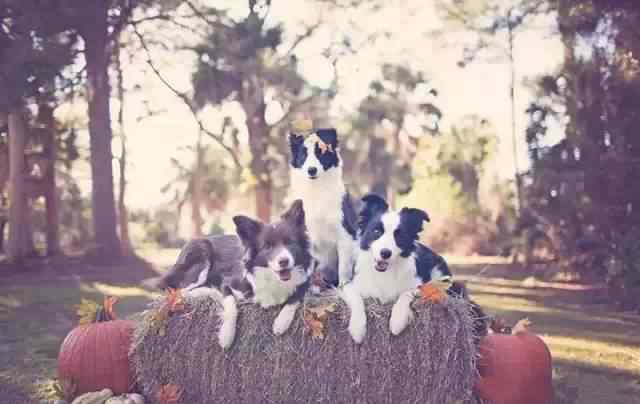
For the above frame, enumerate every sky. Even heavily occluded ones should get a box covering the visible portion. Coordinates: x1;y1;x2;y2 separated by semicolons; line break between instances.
56;0;564;217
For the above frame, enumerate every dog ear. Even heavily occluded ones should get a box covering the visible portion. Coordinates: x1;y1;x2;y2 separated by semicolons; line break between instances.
315;128;338;149
232;215;263;249
282;199;306;229
358;193;389;232
289;132;304;152
399;207;430;237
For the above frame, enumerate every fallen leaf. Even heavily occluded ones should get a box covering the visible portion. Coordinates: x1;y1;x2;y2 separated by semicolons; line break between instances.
165;288;185;313
306;303;336;319
76;299;101;325
157;383;182;404
512;318;532;335
418;281;448;304
303;311;325;339
317;138;333;154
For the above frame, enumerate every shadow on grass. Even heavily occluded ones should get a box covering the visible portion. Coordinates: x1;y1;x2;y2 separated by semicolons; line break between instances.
0;281;156;401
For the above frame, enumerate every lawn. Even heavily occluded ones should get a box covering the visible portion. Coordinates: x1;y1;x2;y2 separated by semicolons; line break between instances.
1;250;639;403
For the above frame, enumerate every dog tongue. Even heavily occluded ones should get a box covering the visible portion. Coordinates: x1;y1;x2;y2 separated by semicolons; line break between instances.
279;269;292;281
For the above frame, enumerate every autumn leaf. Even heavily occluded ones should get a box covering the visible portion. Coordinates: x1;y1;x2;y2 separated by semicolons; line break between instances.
147;308;170;337
303;303;336;340
76;299;101;325
157;383;182;404
317;139;333;155
303;311;325;339
418;283;447;304
306;303;336;319
512;318;532;335
165;288;185;313
291;117;313;135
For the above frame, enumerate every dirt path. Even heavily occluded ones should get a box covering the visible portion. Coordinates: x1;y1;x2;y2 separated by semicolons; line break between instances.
1;251;639;403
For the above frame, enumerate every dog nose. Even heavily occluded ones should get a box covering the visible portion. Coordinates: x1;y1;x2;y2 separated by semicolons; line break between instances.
307;167;318;176
380;249;392;260
278;257;290;268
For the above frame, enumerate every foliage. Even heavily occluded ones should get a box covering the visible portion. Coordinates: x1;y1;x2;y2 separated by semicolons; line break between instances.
521;1;640;303
343;63;442;198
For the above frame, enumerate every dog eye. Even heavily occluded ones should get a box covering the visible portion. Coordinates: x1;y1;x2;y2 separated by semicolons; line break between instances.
372;228;383;236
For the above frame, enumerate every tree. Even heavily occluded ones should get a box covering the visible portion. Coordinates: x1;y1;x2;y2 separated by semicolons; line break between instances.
436;0;554;214
344;63;441;205
188;0;323;221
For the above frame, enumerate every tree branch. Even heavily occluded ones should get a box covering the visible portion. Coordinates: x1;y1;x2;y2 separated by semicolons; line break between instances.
284;20;323;56
130;23;242;170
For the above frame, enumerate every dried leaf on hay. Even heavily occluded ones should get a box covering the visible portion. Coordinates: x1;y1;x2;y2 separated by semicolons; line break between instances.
157;383;182;404
303;303;336;339
36;378;77;401
418;277;452;304
146;288;186;336
76;299;101;325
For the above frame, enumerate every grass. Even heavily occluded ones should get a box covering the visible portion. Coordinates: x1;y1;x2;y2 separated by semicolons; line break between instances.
1;252;639;403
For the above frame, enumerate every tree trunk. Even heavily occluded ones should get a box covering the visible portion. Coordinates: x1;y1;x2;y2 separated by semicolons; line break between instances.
39;104;60;256
247;111;272;222
115;41;133;256
190;131;205;238
7;108;31;261
369;135;392;201
82;3;121;257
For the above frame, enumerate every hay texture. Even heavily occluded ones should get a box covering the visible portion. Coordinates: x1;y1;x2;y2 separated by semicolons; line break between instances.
131;293;480;404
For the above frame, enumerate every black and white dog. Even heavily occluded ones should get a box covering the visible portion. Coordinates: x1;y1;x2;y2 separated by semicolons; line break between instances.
342;193;452;343
288;128;358;289
215;199;314;349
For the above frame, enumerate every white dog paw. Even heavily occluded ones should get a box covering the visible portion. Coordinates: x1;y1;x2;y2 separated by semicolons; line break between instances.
272;303;298;336
218;323;236;349
348;312;367;344
389;312;411;336
390;298;414;336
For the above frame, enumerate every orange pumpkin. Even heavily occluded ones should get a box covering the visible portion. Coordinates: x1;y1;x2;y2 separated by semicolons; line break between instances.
58;297;135;396
475;332;553;404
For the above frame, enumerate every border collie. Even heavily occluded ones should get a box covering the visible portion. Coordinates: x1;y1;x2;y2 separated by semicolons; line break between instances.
341;193;452;343
214;199;314;349
288;128;358;289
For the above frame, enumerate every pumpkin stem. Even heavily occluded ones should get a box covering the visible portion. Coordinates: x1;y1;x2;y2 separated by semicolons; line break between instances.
95;296;118;323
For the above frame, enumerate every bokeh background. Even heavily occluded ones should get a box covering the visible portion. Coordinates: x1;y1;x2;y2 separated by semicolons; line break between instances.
1;1;639;402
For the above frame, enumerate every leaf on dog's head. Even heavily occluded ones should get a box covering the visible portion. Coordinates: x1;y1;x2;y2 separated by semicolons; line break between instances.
158;383;182;404
512;318;532;335
291;117;313;136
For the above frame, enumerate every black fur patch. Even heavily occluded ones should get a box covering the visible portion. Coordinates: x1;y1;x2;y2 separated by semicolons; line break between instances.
314;129;340;171
289;133;307;168
233;200;312;274
413;244;450;282
396;207;430;257
341;193;358;240
358;193;389;234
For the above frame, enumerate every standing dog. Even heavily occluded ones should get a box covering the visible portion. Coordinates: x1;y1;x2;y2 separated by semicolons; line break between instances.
342;193;452;343
288;128;358;289
215;199;314;349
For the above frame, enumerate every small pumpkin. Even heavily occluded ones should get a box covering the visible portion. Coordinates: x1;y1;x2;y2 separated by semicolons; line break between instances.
475;328;553;404
58;297;135;397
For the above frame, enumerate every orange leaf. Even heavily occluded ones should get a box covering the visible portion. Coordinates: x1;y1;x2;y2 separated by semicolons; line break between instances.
157;383;182;404
303;311;325;339
165;288;185;313
512;318;532;335
317;139;333;155
418;283;447;303
306;303;336;320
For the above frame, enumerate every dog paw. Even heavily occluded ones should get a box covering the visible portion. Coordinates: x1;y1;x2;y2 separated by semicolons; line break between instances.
390;303;414;336
348;314;367;344
218;323;236;349
272;314;292;335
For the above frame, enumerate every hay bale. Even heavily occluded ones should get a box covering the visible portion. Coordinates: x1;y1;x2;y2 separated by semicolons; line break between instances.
130;293;480;404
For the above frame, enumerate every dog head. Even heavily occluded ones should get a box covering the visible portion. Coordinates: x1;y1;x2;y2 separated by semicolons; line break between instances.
358;193;430;272
289;128;340;182
233;199;312;281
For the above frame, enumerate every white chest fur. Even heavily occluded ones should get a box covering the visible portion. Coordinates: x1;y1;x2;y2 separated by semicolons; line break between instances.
248;267;306;308
352;252;421;304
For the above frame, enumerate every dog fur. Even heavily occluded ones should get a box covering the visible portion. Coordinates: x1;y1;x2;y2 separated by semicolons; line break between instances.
342;193;452;343
288;128;358;289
